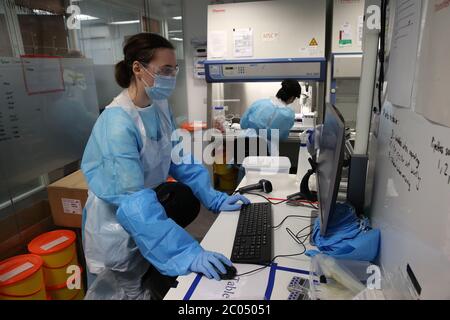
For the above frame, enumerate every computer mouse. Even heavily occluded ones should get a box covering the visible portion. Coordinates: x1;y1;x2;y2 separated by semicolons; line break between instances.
215;264;237;280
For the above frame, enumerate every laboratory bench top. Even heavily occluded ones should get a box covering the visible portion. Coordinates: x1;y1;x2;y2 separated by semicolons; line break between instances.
164;173;316;300
209;123;312;143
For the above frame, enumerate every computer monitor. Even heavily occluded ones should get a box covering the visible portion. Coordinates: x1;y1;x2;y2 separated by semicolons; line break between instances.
316;104;346;236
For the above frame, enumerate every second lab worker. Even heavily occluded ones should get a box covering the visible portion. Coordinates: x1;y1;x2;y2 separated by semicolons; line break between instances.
81;33;250;299
240;79;301;141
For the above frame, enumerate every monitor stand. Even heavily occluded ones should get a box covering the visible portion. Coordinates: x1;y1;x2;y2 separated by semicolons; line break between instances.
300;158;318;202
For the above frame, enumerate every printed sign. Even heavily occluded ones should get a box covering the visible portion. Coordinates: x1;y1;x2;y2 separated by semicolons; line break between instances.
62;198;82;215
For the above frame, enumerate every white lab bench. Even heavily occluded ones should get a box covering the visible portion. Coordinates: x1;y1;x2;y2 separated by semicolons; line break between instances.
164;173;316;300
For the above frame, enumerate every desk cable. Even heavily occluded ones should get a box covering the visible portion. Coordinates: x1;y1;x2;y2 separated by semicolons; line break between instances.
239;191;318;209
235;243;309;278
235;220;316;278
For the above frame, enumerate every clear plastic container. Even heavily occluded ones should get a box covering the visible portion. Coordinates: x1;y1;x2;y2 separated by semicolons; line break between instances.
309;254;374;300
242;156;291;174
302;112;316;128
242;157;292;188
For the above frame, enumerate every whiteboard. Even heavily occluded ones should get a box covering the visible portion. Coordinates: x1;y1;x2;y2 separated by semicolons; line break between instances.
370;103;450;299
369;0;450;299
0;57;99;189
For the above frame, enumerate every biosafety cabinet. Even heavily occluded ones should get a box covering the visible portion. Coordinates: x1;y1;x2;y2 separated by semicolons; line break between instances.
205;0;327;188
206;0;327;127
205;0;327;82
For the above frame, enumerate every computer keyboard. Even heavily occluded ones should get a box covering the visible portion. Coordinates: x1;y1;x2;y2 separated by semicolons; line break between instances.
230;202;273;265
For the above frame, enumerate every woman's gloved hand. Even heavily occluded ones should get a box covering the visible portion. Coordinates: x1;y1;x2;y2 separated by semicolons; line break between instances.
306;125;323;157
190;250;233;280
220;194;251;211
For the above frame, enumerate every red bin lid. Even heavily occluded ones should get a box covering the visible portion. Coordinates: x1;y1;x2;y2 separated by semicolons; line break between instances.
0;254;43;287
28;230;76;255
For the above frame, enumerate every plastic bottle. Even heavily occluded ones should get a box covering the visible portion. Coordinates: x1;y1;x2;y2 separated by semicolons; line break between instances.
213;106;226;133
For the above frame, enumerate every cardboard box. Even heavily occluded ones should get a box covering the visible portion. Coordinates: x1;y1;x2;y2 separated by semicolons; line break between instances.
47;170;88;228
0;200;54;260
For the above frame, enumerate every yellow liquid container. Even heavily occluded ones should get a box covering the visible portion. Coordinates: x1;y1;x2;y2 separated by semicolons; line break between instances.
42;254;80;288
28;230;77;269
28;229;85;299
0;254;47;300
47;278;85;300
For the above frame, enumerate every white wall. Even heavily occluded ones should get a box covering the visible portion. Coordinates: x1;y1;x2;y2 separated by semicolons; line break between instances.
181;0;209;123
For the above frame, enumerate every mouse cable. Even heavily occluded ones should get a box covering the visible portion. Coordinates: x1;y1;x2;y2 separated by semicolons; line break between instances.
235;241;308;278
243;192;288;205
295;224;315;238
287;227;313;246
234;190;318;209
272;215;318;229
245;192;318;210
286;199;318;210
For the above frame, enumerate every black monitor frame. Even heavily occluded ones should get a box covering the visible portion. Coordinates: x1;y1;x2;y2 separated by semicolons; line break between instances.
316;104;346;236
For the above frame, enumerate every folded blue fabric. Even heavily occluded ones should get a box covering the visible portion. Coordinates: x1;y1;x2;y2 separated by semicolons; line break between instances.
305;203;380;262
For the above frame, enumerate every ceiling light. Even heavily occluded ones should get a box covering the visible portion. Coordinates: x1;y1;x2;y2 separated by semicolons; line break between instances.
172;16;182;20
75;14;99;21
170;37;183;41
109;20;140;25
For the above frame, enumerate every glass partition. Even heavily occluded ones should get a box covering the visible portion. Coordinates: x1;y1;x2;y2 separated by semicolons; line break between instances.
0;0;187;259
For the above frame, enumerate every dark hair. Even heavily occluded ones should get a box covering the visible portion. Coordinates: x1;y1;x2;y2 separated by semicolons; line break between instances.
276;79;302;103
115;33;175;88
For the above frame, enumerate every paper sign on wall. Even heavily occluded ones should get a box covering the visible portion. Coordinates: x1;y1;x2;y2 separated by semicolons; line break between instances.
339;22;353;47
233;28;253;58
209;31;227;58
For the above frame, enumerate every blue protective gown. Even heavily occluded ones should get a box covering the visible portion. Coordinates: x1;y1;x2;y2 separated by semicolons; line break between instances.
240;98;295;141
81;90;228;299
